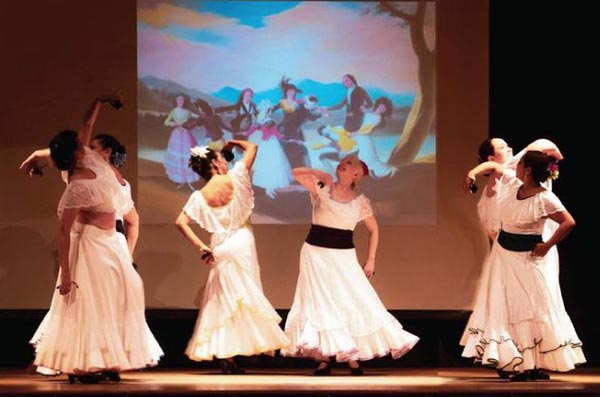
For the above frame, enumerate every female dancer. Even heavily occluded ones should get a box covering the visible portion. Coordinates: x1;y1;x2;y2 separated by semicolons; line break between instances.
281;155;419;375
21;95;162;383
175;140;289;373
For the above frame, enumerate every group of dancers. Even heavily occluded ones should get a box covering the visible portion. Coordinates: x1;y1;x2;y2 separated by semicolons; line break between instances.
19;93;583;384
460;138;585;380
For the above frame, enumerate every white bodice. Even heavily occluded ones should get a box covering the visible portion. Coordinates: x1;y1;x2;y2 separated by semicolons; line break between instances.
497;179;565;235
183;162;254;245
311;183;373;231
57;147;120;218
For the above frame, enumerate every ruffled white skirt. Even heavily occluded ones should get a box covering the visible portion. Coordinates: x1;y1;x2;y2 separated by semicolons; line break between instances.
30;222;163;373
461;241;585;372
185;226;289;361
282;243;419;362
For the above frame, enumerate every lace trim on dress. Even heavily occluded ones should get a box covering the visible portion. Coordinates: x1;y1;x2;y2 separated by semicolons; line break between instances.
57;180;104;218
314;184;373;221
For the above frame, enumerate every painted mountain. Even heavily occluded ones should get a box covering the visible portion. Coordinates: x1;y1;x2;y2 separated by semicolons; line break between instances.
213;79;415;107
140;76;415;108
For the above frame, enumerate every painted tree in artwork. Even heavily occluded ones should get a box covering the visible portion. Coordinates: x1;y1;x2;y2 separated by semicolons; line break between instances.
377;1;436;166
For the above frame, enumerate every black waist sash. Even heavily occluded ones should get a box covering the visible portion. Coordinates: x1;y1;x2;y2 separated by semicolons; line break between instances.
497;229;543;252
305;224;354;249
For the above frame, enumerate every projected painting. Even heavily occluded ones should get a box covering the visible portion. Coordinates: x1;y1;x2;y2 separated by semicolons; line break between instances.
137;1;436;224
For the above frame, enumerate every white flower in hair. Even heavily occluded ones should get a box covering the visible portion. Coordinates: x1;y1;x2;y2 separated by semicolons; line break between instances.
190;145;210;159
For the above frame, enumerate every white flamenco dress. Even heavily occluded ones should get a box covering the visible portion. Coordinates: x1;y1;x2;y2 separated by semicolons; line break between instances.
182;162;289;360
30;148;163;373
281;181;419;362
461;178;585;372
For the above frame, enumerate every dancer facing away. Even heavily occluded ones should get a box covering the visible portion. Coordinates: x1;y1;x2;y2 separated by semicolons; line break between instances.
20;94;163;383
461;150;584;381
175;140;289;374
281;155;419;375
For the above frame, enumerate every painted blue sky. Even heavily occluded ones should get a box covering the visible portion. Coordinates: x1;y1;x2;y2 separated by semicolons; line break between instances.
137;1;435;93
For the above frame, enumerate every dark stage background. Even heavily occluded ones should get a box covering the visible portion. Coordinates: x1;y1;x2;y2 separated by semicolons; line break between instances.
489;0;595;367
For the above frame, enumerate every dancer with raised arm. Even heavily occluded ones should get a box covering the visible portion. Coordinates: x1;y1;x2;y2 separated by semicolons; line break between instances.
281;155;419;375
175;140;289;374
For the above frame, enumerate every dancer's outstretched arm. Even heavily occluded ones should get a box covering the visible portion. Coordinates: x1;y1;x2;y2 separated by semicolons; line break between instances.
19;92;122;175
80;92;123;146
465;161;504;192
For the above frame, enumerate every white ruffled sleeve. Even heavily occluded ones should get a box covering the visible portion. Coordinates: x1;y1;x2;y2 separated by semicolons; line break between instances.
57;180;104;218
183;191;206;227
183;191;227;234
357;194;374;222
229;161;251;186
535;191;566;221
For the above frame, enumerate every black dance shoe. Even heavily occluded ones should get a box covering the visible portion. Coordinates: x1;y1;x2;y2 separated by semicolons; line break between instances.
103;371;122;382
313;361;332;376
528;368;550;380
349;363;364;376
509;371;530;382
496;369;510;379
220;359;245;375
67;372;104;384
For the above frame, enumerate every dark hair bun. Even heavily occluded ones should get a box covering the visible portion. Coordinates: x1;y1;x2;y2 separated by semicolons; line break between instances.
221;148;234;162
49;130;79;171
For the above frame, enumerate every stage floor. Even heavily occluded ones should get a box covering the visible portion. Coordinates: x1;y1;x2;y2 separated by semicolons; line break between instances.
1;367;599;396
